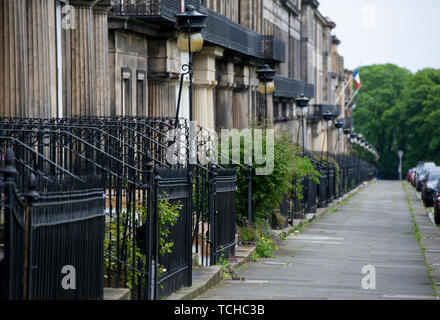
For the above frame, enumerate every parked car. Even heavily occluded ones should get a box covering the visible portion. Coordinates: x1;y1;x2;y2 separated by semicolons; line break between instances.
421;169;440;207
407;168;416;184
415;162;436;191
410;169;417;186
434;183;440;225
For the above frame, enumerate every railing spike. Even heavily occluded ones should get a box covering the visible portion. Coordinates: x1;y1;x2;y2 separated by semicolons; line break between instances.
0;148;18;181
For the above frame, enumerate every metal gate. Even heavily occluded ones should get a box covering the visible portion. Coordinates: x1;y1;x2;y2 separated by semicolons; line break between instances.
0;149;105;300
213;168;237;264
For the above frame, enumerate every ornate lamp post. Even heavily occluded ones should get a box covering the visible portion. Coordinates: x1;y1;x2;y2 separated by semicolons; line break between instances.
174;6;207;292
295;94;310;156
175;5;207;127
256;64;276;128
294;93;310;217
398;150;404;180
322;111;333;160
335;120;344;153
334;120;344;198
343;127;352;192
350;132;358;145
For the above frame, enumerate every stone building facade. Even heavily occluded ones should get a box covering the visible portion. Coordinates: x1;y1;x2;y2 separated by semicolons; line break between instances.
0;0;355;154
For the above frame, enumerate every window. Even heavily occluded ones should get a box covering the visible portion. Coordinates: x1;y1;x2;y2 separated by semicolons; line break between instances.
121;68;132;116
136;71;146;116
282;102;288;120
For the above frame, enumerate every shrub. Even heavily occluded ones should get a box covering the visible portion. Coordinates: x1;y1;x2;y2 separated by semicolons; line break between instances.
272;209;287;230
229;128;320;223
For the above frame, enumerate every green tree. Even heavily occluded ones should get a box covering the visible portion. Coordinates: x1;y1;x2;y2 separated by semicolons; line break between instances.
352;64;411;179
402;68;440;173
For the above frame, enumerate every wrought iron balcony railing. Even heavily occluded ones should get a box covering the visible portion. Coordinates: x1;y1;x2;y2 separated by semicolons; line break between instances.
200;7;262;58
113;0;200;21
261;35;286;62
338;117;352;127
307;104;341;121
201;7;284;62
113;3;286;62
274;76;315;99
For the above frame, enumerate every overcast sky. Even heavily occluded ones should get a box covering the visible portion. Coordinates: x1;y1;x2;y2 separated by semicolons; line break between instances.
318;0;440;73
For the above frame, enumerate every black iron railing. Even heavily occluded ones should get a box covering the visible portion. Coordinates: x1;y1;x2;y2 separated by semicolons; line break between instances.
278;148;378;224
308;104;341;121
274;76;315;99
0;116;250;299
261;35;286;62
0;149;105;300
112;0;200;20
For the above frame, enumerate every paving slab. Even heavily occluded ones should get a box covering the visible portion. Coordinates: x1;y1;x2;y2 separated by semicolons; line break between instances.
197;181;438;300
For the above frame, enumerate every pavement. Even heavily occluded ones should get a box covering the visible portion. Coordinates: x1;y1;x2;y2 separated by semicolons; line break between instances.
196;180;439;300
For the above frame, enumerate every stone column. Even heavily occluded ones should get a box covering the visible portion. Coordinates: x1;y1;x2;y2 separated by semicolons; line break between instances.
232;64;250;130
215;61;235;129
148;79;177;117
93;1;111;116
193;46;224;130
70;0;98;116
26;0;54;118
0;0;28;117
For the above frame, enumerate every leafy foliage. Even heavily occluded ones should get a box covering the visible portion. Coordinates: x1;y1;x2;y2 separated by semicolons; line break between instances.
104;198;181;289
351;64;440;178
236;222;281;258
255;231;279;258
229;129;320;223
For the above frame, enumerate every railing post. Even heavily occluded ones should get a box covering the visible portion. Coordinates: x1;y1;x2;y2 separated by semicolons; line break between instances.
151;164;161;300
23;173;39;300
0;149;18;299
209;164;217;265
247;163;253;226
145;151;154;300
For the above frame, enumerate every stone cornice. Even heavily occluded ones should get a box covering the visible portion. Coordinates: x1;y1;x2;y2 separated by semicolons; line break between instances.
108;16;159;38
301;0;319;9
280;0;301;17
332;35;341;45
314;8;327;25
93;0;113;12
325;18;336;29
69;0;99;7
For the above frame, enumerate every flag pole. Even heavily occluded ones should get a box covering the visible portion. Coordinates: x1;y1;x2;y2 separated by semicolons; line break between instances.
345;85;361;110
334;74;353;106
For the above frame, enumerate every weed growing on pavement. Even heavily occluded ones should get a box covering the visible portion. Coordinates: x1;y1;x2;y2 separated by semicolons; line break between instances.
402;182;439;297
216;249;240;276
255;231;279;258
236;221;282;259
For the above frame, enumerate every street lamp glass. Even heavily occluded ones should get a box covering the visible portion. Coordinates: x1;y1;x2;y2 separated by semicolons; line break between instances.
175;5;207;53
177;32;204;52
258;80;275;95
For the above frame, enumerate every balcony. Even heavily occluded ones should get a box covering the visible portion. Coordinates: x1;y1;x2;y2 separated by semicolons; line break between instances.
338;117;353;127
201;7;262;59
201;8;285;62
261;35;286;62
274;76;315;99
113;2;286;62
307;104;341;121
112;0;200;22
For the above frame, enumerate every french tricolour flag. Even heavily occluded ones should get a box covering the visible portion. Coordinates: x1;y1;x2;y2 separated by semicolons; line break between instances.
353;70;361;90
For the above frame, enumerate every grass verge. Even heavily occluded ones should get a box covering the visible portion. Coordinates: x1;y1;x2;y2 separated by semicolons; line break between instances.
402;182;439;297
